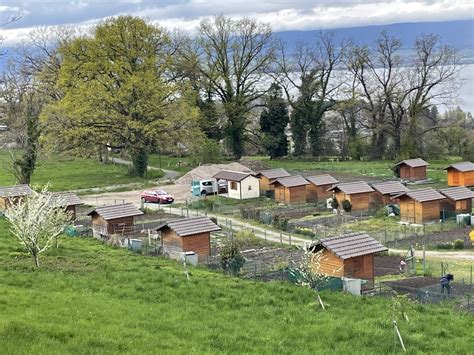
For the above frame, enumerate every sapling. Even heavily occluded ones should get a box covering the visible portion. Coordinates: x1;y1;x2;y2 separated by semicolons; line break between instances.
4;185;71;267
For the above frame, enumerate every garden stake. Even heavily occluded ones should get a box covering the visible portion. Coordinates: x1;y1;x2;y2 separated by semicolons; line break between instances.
393;320;406;352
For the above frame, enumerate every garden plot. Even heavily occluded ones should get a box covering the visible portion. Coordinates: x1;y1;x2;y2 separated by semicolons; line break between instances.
374;256;403;277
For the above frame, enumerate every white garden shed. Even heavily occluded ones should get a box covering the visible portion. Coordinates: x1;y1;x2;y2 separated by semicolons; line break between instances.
213;170;260;200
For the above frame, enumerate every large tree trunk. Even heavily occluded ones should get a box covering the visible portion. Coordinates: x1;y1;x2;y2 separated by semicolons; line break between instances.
130;147;148;177
370;130;385;160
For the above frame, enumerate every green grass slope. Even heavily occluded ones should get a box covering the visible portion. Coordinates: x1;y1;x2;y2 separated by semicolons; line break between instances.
0;219;471;354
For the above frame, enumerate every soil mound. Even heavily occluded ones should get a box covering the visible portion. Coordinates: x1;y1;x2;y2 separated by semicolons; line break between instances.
176;162;254;185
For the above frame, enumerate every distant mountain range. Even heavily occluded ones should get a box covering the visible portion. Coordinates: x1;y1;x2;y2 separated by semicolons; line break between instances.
275;19;474;55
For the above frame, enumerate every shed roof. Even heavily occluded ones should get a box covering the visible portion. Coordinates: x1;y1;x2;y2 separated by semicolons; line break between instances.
270;175;310;188
311;232;387;260
395;158;429;168
443;161;474;172
371;181;408;195
88;203;143;220
328;181;374;194
49;192;82;207
257;168;291;180
0;184;34;198
393;188;445;203
213;170;254;182
306;174;339;186
156;217;221;237
439;186;474;201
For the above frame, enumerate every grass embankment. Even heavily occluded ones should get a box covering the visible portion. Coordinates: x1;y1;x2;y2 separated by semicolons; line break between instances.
0;150;163;191
0;218;472;353
248;156;461;187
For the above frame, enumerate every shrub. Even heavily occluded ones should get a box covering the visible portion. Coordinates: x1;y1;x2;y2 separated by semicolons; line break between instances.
220;238;245;275
453;239;464;250
273;214;289;230
330;197;339;209
434;243;453;250
341;199;352;212
295;227;315;237
192;139;223;164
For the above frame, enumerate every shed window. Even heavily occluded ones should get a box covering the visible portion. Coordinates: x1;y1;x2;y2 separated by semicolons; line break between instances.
230;181;238;190
248;185;252;191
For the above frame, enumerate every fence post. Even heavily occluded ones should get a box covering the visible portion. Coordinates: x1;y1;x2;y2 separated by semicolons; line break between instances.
264;229;267;241
384;229;387;244
422;245;426;276
289;234;292;246
280;233;282;245
471;266;473;285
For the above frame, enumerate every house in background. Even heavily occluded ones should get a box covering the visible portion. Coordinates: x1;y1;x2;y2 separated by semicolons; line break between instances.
439;186;474;214
256;168;291;196
371;181;408;205
394;158;429;181
309;232;387;291
49;192;82;220
328;181;375;211
306;174;339;203
0;184;34;211
270;176;310;204
156;217;221;262
213;170;260;200
444;161;474;187
394;188;445;224
88;203;143;238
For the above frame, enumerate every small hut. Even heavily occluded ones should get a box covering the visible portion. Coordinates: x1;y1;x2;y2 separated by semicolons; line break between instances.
306;174;339;203
0;184;34;211
309;232;387;290
49;192;82;220
371;181;408;205
394;158;429;181
328;181;375;212
393;188;445;224
88;203;143;238
256;169;291;196
444;162;474;187
156;217;221;262
439;186;474;214
270;176;310;204
213;170;260;200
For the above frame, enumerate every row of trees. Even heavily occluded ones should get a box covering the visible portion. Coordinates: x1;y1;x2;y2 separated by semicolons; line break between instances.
1;15;472;179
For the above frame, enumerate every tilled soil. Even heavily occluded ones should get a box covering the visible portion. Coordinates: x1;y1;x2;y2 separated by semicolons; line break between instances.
374;256;403;276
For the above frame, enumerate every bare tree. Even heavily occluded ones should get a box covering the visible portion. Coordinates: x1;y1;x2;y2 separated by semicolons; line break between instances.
187;16;276;159
275;32;347;156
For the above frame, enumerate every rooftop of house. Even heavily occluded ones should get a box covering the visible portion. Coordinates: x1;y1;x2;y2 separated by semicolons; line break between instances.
88;203;144;220
213;170;255;182
393;188;445;203
256;168;291;180
328;181;374;194
439;186;474;201
305;174;339;186
371;181;409;195
394;158;429;168
443;161;474;172
156;217;221;237
0;184;34;198
270;175;310;188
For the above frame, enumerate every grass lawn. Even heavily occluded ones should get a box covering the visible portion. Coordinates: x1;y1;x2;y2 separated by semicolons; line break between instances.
248;156;462;187
0;218;472;354
0;150;163;191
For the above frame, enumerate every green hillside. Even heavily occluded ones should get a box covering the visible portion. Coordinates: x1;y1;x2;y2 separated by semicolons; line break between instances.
0;219;471;354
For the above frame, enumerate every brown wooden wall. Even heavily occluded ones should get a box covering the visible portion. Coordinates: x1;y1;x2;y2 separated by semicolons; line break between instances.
307;183;333;202
335;191;372;211
162;229;211;261
311;249;344;277
344;254;375;288
399;197;416;223
372;192;392;206
66;205;76;220
441;198;472;214
447;169;474;187
274;185;307;204
91;214;135;236
421;200;440;223
400;197;440;224
259;176;274;194
399;166;427;181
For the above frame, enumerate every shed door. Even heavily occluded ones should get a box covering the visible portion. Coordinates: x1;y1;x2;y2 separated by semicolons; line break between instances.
278;188;285;203
406;201;415;223
452;171;459;185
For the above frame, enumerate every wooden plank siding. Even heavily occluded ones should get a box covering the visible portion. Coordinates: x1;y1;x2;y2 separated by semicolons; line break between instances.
307;183;333;203
399;166;427;181
274;185;307;204
258;176;273;194
447;169;474;187
440;198;472;214
335;191;372;211
161;229;211;262
399;197;441;224
311;249;344;277
91;214;135;237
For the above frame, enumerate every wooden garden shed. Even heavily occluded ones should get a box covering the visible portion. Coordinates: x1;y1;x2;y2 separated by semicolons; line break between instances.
88;203;143;238
270;176;310;204
256;168;291;195
394;158;429;181
444;161;474;187
309;232;387;290
156;217;221;262
328;181;375;212
49;192;82;220
393;188;445;224
213;170;260;200
439;186;474;214
306;174;339;203
371;181;408;205
0;184;33;211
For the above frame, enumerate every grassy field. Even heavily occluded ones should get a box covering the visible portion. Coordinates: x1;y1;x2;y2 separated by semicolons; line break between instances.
0;218;472;354
248;156;462;187
0;150;163;191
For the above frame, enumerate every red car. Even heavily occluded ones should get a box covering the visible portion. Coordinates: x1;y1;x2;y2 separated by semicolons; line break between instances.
141;189;174;204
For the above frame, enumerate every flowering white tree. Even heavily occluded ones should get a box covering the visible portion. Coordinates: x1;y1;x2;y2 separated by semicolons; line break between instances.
4;185;71;267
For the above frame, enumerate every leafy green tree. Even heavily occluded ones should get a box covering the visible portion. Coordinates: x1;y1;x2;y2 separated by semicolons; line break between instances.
259;83;289;159
41;16;199;177
220;238;245;275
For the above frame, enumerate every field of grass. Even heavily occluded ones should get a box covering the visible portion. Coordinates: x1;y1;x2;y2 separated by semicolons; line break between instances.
0;218;472;353
248;156;462;187
0;150;163;191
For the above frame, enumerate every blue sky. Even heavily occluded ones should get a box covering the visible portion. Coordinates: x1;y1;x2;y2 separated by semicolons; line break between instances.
1;0;473;44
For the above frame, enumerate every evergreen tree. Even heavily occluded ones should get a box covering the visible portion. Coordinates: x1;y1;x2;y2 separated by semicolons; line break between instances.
259;84;289;159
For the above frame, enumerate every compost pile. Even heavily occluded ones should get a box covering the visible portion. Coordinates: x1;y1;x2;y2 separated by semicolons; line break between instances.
176;163;254;185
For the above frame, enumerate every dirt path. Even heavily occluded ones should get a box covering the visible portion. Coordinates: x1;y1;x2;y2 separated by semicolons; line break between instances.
389;248;474;261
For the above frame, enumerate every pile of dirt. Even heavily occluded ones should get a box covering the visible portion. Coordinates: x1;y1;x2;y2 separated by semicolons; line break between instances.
176;162;254;185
